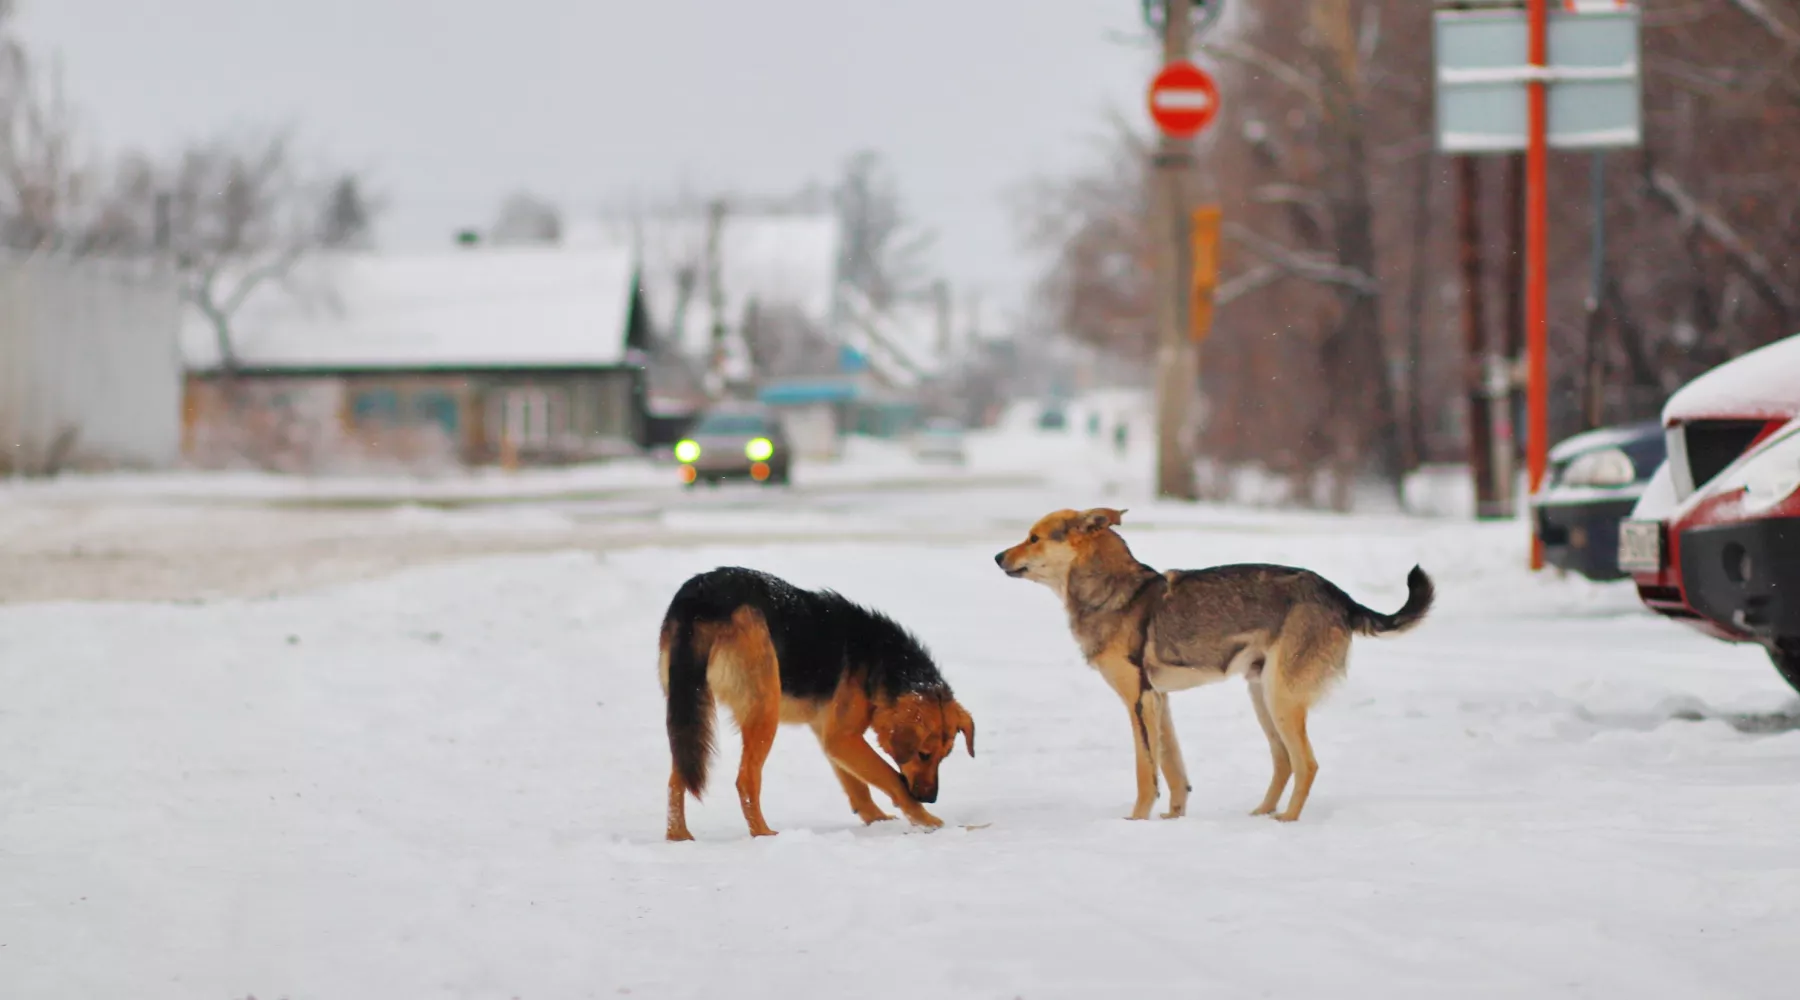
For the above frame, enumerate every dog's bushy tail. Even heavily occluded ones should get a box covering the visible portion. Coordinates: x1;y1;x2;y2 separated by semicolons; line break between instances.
1346;565;1435;637
665;613;715;799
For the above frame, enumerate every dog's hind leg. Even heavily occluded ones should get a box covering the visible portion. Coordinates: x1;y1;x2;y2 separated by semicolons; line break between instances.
721;609;782;838
1264;622;1349;822
1265;688;1316;823
1247;676;1291;817
812;720;895;824
1154;693;1190;819
667;768;694;841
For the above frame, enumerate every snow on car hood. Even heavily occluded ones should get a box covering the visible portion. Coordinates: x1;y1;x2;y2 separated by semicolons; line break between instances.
1662;332;1800;425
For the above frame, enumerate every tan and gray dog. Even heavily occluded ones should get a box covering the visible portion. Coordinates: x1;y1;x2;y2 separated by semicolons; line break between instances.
996;508;1432;822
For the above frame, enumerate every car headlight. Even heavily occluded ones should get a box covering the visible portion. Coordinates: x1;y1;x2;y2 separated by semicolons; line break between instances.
1560;447;1637;488
674;439;701;463
1731;425;1800;515
745;437;774;461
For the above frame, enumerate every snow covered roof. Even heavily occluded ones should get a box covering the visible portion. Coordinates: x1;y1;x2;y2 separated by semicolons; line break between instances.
1663;333;1800;425
569;210;841;373
836;284;949;389
180;246;642;372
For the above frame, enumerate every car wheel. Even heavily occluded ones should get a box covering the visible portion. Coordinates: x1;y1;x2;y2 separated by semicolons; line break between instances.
1770;640;1800;695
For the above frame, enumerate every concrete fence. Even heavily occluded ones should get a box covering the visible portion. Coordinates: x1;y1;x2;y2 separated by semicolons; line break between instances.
0;253;183;475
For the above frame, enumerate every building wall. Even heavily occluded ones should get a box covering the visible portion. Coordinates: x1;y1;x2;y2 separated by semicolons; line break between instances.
0;255;183;474
184;368;644;471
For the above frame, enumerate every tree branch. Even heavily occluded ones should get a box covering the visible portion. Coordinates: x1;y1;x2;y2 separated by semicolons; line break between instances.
1199;39;1326;112
1215;265;1282;306
1223;222;1378;297
218;245;304;319
1644;167;1800;317
1250;183;1333;237
1728;0;1800;50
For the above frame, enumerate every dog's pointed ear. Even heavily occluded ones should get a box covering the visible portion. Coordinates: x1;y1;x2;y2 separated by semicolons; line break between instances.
952;702;976;757
1080;507;1127;533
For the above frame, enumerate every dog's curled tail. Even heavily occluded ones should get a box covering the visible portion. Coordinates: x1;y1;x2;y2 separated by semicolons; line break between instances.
1347;565;1435;637
665;613;716;800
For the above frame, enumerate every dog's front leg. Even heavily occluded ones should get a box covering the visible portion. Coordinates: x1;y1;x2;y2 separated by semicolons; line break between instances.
822;729;943;829
1096;655;1161;820
1155;692;1190;819
811;720;895;824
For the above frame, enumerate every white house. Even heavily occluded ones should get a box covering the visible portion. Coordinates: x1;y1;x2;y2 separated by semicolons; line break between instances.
179;244;654;470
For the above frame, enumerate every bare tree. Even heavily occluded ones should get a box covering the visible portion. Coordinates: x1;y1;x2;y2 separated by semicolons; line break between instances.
158;130;325;378
834;149;936;310
318;174;377;250
490;190;562;245
1013;119;1158;364
1;3;80;252
1023;0;1800;512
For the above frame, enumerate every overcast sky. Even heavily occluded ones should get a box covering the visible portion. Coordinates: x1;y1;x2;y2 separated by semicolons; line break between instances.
18;0;1160;313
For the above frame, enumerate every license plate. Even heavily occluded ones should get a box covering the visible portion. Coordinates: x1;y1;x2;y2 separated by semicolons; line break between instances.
1617;520;1663;574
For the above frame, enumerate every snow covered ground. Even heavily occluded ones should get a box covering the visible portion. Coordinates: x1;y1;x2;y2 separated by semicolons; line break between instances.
4;406;1799;998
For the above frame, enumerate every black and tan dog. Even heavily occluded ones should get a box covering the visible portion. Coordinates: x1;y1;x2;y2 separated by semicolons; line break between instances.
659;567;976;842
996;508;1432;823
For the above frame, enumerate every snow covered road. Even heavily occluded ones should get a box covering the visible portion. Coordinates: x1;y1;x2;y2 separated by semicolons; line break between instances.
4;483;1799;998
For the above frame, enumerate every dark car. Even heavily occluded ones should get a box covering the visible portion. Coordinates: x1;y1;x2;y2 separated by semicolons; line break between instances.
673;404;792;487
1621;333;1800;693
1530;420;1666;581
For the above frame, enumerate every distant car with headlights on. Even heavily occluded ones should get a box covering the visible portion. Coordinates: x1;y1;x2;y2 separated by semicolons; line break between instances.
1619;332;1800;693
912;417;967;465
672;405;791;487
1529;420;1666;581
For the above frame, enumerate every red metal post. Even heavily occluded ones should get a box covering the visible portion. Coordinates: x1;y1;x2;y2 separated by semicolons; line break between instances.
1526;0;1551;569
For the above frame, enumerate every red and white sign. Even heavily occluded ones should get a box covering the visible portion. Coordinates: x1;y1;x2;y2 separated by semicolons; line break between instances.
1147;61;1220;139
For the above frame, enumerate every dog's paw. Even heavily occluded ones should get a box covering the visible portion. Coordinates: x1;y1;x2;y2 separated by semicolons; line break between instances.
666;829;696;842
858;810;897;825
909;810;945;829
1250;805;1276;817
749;826;780;838
1161;805;1186;819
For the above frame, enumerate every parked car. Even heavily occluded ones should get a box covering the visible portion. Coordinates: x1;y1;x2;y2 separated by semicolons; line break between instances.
1620;333;1800;692
912;417;967;465
1037;405;1068;431
1530;420;1666;581
672;404;792;487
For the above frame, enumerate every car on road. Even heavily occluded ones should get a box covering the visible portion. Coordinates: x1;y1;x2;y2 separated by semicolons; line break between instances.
1620;333;1800;692
911;417;967;465
673;404;792;487
1530;420;1665;581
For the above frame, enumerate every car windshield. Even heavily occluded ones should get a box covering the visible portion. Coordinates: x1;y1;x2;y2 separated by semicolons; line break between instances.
694;414;767;436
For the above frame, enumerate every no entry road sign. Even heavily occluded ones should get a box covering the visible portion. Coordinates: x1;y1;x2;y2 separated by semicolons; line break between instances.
1148;61;1220;139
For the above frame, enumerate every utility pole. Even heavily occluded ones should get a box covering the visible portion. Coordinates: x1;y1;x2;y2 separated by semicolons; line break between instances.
702;198;729;399
1524;0;1550;567
1152;0;1200;500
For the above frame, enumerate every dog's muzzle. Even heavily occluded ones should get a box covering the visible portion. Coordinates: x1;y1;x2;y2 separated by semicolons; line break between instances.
994;552;1027;577
910;784;938;804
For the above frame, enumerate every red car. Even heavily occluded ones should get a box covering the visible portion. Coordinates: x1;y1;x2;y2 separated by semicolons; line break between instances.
1620;333;1800;692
